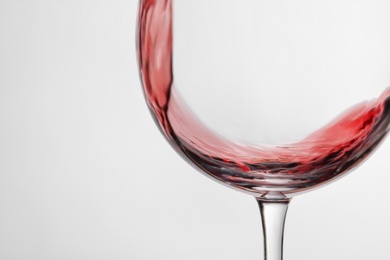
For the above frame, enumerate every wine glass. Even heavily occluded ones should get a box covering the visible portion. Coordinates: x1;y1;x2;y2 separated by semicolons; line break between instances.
136;0;390;259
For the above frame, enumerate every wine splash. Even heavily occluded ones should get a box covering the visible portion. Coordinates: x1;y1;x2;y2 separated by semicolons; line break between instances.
138;0;390;198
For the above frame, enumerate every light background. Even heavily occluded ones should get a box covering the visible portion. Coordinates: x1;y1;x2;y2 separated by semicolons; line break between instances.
0;1;389;260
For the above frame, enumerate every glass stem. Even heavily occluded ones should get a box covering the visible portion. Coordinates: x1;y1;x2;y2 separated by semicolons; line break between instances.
257;199;290;260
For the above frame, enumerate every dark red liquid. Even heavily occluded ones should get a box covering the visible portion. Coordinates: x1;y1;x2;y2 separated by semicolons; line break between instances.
137;0;390;199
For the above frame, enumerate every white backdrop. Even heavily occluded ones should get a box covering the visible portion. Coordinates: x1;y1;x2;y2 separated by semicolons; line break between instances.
0;1;389;259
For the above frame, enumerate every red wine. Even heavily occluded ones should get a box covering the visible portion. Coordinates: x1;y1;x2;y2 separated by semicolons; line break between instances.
138;0;390;198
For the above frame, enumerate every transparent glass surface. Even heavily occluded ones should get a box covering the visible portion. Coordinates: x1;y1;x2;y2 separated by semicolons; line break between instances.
137;0;390;259
174;0;390;145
